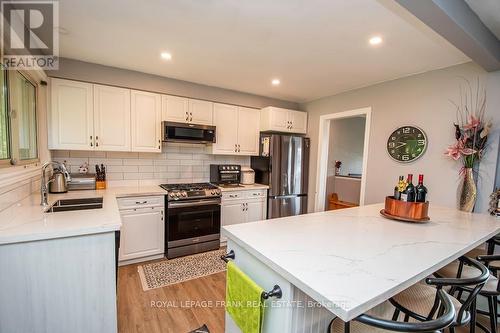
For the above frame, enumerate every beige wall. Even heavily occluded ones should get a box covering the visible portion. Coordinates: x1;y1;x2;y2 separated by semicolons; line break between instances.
302;62;500;213
47;58;299;110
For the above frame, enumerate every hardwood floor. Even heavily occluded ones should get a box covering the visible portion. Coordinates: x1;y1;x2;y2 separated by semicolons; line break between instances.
118;261;226;333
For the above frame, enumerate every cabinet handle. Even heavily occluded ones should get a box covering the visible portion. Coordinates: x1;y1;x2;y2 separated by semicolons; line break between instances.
90;136;93;147
190;112;193;122
135;201;148;205
235;144;237;152
185;111;189;121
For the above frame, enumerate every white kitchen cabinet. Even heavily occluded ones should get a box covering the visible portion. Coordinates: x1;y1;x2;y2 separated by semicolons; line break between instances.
211;103;260;156
288;110;308;134
93;84;131;151
237;107;260;155
246;200;266;223
220;190;267;244
49;78;94;150
260;106;308;134
188;99;213;125
162;95;189;123
212;103;239;154
117;195;165;265
162;96;213;125
131;90;162;153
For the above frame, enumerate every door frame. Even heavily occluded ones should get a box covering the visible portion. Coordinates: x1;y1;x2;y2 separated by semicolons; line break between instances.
314;107;372;212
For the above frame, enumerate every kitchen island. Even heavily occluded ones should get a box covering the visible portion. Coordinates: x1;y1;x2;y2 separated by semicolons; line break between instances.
222;204;500;332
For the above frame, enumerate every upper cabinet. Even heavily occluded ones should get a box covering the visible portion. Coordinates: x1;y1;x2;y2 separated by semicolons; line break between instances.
211;103;260;156
49;78;94;150
93;84;131;151
161;95;189;123
131;90;162;153
162;95;213;125
49;78;161;153
260;107;307;134
188;99;213;125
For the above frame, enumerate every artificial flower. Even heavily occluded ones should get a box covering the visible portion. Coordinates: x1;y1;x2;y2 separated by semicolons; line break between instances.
463;115;481;130
480;121;492;139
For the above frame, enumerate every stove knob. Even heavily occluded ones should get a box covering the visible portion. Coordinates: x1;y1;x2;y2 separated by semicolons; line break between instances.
211;190;215;195
216;189;221;195
181;191;187;197
169;193;175;198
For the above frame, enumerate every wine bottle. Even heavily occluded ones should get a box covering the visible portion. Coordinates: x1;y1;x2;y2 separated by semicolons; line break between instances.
415;174;428;203
401;174;415;202
394;175;404;200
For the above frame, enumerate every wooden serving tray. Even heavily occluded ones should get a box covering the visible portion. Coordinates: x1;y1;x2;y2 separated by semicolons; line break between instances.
381;196;430;223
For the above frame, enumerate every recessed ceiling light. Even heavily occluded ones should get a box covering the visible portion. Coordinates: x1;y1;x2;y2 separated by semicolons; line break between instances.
160;52;172;60
271;79;280;86
369;36;383;45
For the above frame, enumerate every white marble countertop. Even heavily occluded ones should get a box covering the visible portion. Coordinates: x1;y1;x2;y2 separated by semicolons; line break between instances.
222;204;500;322
218;183;269;192
0;186;167;245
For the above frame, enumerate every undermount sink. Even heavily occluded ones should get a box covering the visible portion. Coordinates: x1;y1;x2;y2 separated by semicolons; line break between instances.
45;197;103;213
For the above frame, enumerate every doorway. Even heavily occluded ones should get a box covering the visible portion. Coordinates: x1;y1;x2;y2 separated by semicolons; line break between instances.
314;107;371;212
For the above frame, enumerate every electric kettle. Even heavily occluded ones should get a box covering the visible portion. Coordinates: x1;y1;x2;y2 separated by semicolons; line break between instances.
48;170;69;193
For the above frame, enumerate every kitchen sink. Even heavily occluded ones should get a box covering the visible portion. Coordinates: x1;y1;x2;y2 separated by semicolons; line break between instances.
45;197;103;213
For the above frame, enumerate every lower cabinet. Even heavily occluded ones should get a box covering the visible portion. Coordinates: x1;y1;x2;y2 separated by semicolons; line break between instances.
117;196;165;264
221;190;267;243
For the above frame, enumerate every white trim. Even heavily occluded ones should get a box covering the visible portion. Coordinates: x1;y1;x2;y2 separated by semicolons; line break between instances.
314;107;372;212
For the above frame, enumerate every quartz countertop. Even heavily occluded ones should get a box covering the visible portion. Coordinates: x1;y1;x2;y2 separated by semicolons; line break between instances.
218;183;269;192
0;186;167;245
222;204;500;321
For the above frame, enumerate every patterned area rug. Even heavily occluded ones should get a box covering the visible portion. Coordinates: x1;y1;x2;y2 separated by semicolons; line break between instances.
138;249;227;291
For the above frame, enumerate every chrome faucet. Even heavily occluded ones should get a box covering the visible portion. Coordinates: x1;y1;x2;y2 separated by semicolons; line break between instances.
40;161;72;206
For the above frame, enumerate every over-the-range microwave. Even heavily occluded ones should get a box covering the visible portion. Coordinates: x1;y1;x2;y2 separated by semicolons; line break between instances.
162;121;216;144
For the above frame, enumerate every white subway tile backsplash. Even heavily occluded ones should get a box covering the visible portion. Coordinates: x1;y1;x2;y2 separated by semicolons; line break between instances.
123;159;153;166
138;165;154;173
180;159;203;166
165;153;192;160
50;148;250;186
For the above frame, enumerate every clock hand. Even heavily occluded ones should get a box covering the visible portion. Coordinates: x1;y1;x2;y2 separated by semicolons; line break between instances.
395;142;407;149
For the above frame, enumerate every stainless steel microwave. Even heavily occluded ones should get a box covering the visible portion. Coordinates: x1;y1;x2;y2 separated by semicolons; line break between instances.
162;122;216;144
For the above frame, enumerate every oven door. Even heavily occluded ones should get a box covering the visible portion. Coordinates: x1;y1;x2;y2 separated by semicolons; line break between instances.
167;199;221;246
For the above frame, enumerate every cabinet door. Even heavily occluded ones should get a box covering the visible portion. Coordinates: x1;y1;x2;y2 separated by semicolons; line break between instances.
237;107;260;155
93;85;131;151
212;103;238;154
119;208;165;261
188;99;213;125
269;107;289;132
288;110;308;134
49;78;94;150
221;200;246;242
246;199;266;223
162;95;189;123
131;90;162;152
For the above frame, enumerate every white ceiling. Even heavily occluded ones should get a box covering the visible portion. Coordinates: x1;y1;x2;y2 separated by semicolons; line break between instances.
465;0;500;40
57;0;469;103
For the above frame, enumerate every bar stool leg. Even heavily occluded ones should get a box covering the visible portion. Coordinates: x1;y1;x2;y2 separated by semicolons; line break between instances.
487;296;497;333
470;299;477;333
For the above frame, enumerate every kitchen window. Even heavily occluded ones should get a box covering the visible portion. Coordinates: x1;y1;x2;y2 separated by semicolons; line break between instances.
0;67;39;167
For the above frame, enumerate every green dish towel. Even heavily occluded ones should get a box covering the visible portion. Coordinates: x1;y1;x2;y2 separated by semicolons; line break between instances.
226;261;265;333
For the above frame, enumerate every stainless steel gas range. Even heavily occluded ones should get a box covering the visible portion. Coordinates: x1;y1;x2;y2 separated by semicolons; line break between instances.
159;182;222;259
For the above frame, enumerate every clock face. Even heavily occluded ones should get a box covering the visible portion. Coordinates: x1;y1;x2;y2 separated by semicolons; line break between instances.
387;126;427;163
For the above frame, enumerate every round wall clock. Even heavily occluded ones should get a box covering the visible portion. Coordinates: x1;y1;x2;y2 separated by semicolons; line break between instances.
387;126;427;163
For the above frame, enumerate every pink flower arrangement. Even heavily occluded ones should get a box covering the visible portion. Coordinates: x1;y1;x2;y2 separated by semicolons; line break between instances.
444;79;490;170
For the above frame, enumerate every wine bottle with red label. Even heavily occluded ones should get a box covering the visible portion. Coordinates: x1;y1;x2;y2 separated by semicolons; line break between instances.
415;174;428;203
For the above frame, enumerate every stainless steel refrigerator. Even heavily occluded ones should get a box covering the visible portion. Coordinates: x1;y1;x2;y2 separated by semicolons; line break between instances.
251;133;309;219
